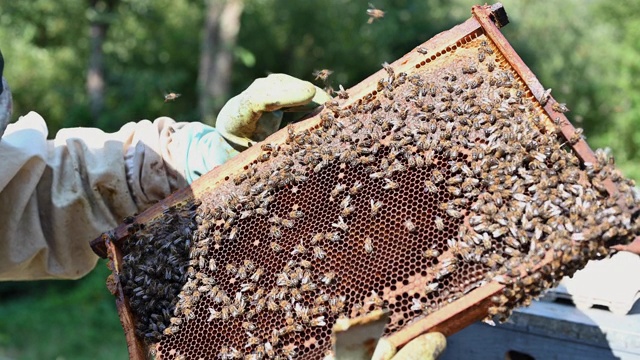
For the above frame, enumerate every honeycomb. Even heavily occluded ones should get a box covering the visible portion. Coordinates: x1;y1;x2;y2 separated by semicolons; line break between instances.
114;28;639;360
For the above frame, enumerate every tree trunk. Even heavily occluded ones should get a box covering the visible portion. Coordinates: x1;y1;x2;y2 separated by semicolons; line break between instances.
198;0;245;126
87;0;119;123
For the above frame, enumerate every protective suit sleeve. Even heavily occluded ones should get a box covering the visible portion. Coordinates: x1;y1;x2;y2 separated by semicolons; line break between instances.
0;112;204;280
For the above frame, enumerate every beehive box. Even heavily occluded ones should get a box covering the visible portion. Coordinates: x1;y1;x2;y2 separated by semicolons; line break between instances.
91;4;640;360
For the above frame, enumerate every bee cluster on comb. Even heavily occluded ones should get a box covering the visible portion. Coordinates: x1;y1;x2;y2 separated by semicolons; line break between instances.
112;26;639;360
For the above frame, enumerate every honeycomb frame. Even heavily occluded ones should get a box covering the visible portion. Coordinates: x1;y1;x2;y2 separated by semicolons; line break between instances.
91;4;639;360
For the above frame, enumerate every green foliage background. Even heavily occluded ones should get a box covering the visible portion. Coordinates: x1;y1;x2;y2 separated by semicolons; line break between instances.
1;0;639;359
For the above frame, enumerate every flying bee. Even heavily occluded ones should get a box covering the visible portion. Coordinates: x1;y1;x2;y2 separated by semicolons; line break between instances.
404;219;417;233
164;92;181;102
552;102;569;113
366;3;385;24
364;237;374;254
313;69;333;81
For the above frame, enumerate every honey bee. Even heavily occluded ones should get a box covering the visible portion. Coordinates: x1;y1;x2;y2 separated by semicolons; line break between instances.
321;272;336;285
289;210;304;219
313;246;327;260
311;232;325;245
569;128;584;144
462;65;477;74
370;199;383;217
552;102;569;113
336;84;349;99
417;47;429;55
364;237;374;254
250;268;264;282
383;178;399;190
325;232;341;242
281;218;295;229
366;3;385;24
478;51;486;63
432;170;444;184
349;181;364;195
446;208;463;219
332;216;349;232
270;225;282;238
331;183;346;198
282;345;297;359
341;205;355;217
313;69;333;81
405;219;417;233
270;242;283;253
291;241;307;255
300;281;317;293
310;316;326;327
226;263;238;275
425;282;439;294
340;195;352;209
423;248;440;259
382;62;395;79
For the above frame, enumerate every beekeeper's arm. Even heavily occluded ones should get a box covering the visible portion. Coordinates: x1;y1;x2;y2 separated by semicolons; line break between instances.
0;60;327;280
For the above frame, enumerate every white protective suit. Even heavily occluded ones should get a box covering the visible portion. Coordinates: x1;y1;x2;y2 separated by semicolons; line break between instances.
0;73;322;280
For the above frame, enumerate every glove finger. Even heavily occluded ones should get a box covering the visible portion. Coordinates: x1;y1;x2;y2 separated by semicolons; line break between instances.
217;74;316;148
391;333;447;360
282;85;333;113
252;110;284;143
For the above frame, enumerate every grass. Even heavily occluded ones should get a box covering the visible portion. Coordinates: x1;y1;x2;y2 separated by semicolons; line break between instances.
0;261;128;360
